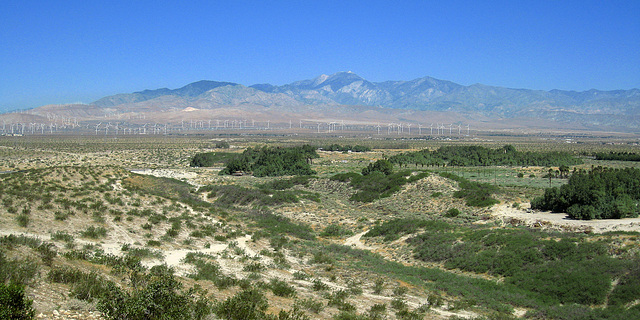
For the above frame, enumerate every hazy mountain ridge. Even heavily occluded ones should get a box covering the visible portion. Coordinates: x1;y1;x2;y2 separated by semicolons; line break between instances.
92;71;639;115
32;72;633;130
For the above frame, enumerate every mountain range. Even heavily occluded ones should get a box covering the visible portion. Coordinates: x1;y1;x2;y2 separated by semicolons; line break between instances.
5;72;640;132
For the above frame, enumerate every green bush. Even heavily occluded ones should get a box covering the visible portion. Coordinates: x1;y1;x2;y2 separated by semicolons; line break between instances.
295;298;324;313
331;168;428;203
248;209;315;240
362;159;393;176
215;288;269;320
15;214;29;227
80;226;108;239
0;252;39;286
320;224;353;237
445;208;460;217
608;261;640;306
98;271;211;320
270;278;296;297
440;172;499;207
0;283;34;320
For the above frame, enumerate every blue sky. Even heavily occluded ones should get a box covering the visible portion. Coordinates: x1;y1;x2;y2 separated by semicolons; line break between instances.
1;0;639;111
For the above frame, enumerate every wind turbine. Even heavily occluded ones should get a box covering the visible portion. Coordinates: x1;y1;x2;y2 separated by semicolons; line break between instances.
95;122;102;135
407;124;412;135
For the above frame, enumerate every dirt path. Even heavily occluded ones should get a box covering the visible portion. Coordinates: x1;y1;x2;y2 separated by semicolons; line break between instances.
344;230;375;250
490;203;640;233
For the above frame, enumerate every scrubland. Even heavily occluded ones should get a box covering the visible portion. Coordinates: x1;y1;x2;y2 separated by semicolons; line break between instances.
1;134;639;320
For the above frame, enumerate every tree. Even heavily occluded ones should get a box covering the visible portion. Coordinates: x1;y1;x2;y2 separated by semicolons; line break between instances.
559;165;570;179
362;159;393;176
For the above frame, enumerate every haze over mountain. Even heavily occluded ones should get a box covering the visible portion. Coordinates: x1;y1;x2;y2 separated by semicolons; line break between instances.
86;72;640;131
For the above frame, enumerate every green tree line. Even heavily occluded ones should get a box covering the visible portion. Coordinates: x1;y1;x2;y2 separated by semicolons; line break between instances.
218;145;319;177
532;166;640;219
389;145;582;167
320;144;371;152
595;151;640;161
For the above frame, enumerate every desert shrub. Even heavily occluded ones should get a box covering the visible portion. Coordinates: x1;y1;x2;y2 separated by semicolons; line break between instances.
49;268;112;302
0;253;38;286
390;297;407;311
243;262;265;273
312;279;330;291
440;172;499;207
80;226;108;239
270;278;296;297
98;270;211;320
206;185;300;207
54;211;70;221
248;209;314;240
188;261;221;281
608;260;640;306
332;168;428;203
333;312;370;320
50;231;74;242
372;278;385;294
146;240;161;247
320;224;353;237
215;288;269;320
36;242;57;266
259;175;314;191
393;286;408;297
445;208;461;217
329;172;361;182
295;298;324;313
509;257;613;305
15;214;29;227
48;266;85;284
327;290;355;312
526;304;640;320
310;251;334;265
0;283;34;320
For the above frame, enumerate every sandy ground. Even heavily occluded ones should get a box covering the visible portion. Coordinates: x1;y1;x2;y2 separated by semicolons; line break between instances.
130;169;199;185
489;203;640;233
